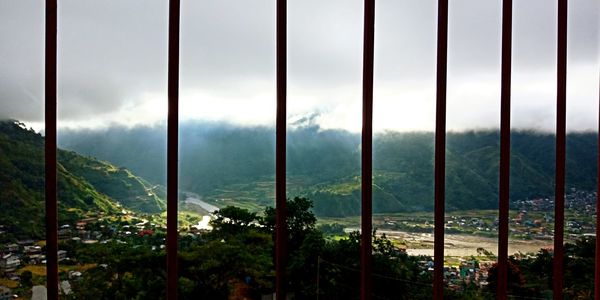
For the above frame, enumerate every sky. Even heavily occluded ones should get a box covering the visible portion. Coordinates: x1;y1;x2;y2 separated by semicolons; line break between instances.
0;0;598;133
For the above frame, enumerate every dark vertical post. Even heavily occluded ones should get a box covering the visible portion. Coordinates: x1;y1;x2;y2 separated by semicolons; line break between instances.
275;0;287;298
433;0;448;299
554;0;567;299
166;0;180;299
45;1;58;299
498;0;513;298
361;0;375;299
596;68;600;300
596;69;600;300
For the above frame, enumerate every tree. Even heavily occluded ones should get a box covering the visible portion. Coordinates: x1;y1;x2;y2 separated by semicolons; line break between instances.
210;206;259;235
21;270;32;287
486;261;526;296
262;196;317;249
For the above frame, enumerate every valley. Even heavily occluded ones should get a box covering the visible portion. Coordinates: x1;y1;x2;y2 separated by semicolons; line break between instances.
59;122;598;217
1;119;598;298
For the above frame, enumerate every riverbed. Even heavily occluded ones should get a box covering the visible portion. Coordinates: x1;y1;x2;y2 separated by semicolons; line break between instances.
347;228;553;257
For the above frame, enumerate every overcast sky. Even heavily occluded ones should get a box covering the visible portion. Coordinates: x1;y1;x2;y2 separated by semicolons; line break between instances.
0;0;598;132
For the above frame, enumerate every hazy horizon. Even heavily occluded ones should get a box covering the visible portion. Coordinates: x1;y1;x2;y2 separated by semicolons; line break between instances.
5;117;600;137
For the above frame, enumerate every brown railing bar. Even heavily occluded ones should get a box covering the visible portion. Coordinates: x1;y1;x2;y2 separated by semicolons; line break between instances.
596;67;600;300
497;0;513;298
594;65;600;300
553;0;568;299
166;0;180;299
361;0;375;299
45;0;58;299
433;0;448;299
275;0;288;297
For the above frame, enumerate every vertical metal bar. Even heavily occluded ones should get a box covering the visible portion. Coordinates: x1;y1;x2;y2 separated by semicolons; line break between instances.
361;0;375;299
45;1;58;299
596;67;600;300
433;0;448;299
553;0;567;299
275;0;287;297
498;0;513;298
166;0;180;299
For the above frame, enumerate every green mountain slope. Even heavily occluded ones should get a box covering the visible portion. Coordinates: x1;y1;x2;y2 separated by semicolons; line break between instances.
58;122;598;217
310;130;596;215
0;120;165;239
58;150;165;213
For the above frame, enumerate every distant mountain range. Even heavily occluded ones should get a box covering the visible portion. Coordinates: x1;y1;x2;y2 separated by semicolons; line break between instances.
58;121;598;217
0;120;165;239
10;117;596;239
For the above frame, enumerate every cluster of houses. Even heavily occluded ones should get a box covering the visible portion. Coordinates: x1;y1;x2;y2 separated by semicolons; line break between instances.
508;211;554;240
417;259;492;290
444;207;593;240
0;240;68;299
512;189;597;237
0;286;12;300
445;260;492;290
0;239;69;276
56;213;165;246
0;211;172;298
391;189;598;240
445;216;493;233
2;241;45;278
58;217;102;244
514;189;597;215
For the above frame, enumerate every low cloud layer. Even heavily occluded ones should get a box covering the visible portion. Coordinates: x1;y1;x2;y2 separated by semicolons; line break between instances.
1;0;598;132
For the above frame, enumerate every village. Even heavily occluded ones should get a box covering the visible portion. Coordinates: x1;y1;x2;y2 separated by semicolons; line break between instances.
374;188;597;243
0;207;177;299
0;189;597;298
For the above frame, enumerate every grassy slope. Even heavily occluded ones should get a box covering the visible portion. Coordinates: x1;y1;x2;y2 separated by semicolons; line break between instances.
0;120;165;240
59;150;165;213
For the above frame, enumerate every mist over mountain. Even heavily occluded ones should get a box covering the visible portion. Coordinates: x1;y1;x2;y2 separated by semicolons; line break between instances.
58;122;598;216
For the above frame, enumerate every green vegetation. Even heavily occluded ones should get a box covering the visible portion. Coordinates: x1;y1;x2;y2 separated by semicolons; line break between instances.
483;237;597;299
1;119;596;298
58;150;165;213
0;120;165;240
37;198;594;299
59;123;598;217
63;198;435;299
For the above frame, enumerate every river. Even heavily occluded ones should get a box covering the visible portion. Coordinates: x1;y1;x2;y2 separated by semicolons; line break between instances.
182;192;220;213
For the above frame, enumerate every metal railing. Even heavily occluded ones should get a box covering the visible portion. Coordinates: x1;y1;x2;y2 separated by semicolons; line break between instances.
42;0;596;299
44;1;58;299
166;1;180;299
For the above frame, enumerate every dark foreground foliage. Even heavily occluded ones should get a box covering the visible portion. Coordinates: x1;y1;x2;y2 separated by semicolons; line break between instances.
66;198;434;299
64;198;596;299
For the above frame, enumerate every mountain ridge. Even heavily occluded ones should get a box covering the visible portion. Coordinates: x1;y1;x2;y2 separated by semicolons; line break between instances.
58;122;598;217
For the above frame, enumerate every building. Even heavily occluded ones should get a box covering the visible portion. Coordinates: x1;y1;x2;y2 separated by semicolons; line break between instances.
0;254;20;272
57;250;67;262
4;244;18;253
0;286;11;300
16;240;33;246
58;227;72;240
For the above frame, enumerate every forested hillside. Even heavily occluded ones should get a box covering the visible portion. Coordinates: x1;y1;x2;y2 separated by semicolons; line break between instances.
59;122;598;217
0;120;165;239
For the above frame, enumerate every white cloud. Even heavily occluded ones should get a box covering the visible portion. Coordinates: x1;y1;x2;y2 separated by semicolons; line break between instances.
1;0;598;132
